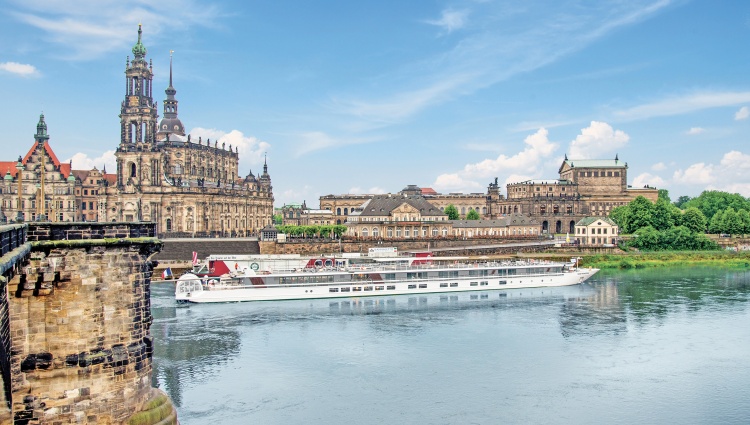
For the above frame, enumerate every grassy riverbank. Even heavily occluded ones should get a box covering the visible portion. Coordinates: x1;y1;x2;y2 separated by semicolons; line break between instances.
580;251;750;269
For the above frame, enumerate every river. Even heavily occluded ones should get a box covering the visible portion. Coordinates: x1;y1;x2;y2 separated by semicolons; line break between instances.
150;267;750;424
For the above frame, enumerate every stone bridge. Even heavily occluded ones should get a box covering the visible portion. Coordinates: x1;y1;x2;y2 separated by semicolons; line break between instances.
0;222;177;425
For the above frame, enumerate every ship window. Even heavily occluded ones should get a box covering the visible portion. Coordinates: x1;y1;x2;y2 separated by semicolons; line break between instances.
375;286;384;290
384;273;396;280
340;287;350;292
450;283;458;287
470;282;478;286
364;286;373;291
352;287;361;292
408;284;417;289
481;281;488;286
387;285;395;290
440;283;448;288
499;280;507;285
419;284;427;288
329;288;339;293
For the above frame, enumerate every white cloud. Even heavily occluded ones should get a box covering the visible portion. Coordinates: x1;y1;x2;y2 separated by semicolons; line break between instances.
651;162;667;171
330;1;670;128
568;121;629;159
8;0;221;59
188;127;270;172
424;9;469;34
735;106;750;121
672;163;715;185
348;187;387;195
685;127;704;135
632;172;665;188
613;91;750;121
67;150;116;172
666;151;750;196
433;128;558;192
0;61;39;77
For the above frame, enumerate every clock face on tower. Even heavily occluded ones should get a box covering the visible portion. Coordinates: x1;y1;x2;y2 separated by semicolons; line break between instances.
128;96;138;106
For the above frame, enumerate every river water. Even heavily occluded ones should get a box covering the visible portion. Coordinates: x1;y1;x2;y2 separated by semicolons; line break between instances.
150;267;750;424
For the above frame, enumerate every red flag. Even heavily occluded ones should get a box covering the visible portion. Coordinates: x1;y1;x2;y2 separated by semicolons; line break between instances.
192;251;198;266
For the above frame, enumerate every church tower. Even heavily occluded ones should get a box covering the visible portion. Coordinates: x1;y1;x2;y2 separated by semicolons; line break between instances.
120;24;158;146
156;51;185;139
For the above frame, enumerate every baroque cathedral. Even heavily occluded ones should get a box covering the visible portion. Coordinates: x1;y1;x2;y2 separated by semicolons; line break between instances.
0;25;274;237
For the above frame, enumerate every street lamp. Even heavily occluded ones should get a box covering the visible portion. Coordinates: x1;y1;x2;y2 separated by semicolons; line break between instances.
15;157;24;222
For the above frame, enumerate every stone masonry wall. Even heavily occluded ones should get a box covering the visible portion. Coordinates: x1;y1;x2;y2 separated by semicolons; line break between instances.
4;237;172;425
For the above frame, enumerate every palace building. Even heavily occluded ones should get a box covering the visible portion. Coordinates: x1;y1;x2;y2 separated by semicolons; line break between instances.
0;25;274;237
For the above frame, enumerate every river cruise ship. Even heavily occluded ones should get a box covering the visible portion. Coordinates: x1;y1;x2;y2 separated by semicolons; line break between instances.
175;256;598;303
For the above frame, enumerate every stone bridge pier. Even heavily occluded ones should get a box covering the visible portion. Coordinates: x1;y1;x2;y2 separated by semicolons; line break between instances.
0;223;177;425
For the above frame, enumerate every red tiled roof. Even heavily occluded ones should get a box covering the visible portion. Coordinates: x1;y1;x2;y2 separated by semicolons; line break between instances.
20;141;71;178
421;187;438;195
0;161;19;178
102;173;117;184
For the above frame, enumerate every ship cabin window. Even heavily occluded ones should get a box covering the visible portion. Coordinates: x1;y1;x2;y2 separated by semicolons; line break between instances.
440;283;448;287
449;283;458;287
364;286;373;291
352;287;362;292
470;282;478;286
408;284;417;289
419;284;427;289
340;287;350;292
387;285;396;290
329;288;339;293
384;273;396;280
499;280;508;285
481;281;488;286
375;286;384;290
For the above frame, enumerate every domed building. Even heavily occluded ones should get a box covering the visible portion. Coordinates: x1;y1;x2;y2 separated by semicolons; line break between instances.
98;25;274;236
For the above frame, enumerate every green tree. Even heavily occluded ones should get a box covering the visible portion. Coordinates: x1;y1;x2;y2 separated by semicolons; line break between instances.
444;204;459;220
673;195;691;209
332;225;347;238
609;205;630;229
682;190;750;221
681;207;707;233
652;198;675;231
723;207;743;235
624;196;654;234
738;209;750;234
708;210;724;234
628;225;661;250
303;225;319;238
319;225;332;238
466;208;480;220
658;189;671;203
273;214;283;225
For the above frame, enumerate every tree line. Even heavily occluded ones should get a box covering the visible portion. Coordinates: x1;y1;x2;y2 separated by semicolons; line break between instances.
275;224;348;238
609;190;750;251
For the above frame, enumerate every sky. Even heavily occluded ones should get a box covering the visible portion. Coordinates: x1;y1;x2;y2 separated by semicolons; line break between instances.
2;0;750;207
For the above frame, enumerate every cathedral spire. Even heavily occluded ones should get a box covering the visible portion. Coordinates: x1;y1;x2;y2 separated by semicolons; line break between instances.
157;50;185;138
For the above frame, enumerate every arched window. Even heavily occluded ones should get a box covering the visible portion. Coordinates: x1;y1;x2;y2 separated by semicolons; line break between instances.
165;218;172;232
362;228;369;237
372;228;379;237
174;163;183;174
442;227;448;236
129;163;136;178
337;207;341;215
344;208;348;215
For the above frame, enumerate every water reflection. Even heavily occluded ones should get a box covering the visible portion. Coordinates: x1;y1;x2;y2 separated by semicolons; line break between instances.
149;268;750;425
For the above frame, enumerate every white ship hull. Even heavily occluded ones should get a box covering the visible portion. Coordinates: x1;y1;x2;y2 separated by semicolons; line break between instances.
175;260;599;304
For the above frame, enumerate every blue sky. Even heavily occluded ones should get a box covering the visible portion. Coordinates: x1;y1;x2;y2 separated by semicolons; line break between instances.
2;0;750;207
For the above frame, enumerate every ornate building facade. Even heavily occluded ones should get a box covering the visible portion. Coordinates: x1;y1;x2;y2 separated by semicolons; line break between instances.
99;25;274;236
489;156;657;234
0;26;274;236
